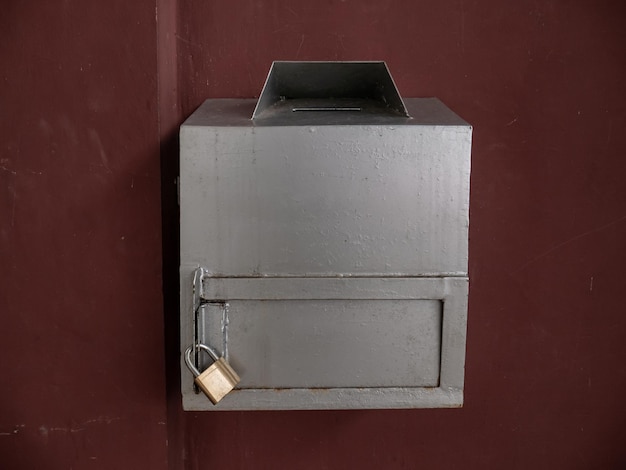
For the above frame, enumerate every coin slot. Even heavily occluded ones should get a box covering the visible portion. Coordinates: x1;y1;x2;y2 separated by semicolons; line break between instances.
292;107;361;112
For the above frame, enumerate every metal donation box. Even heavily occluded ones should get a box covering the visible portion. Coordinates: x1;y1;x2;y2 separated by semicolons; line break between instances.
180;62;472;410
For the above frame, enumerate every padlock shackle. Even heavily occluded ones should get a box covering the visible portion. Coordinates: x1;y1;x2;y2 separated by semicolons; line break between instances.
184;343;221;378
197;343;221;361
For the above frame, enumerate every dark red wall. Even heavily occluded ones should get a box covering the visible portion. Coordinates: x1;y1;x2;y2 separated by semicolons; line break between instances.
2;1;626;469
0;1;168;469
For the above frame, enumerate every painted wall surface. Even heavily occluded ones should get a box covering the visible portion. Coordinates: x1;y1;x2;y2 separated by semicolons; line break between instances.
2;0;626;469
0;1;168;469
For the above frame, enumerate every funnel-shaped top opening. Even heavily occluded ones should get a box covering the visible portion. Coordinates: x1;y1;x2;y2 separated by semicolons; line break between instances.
252;61;409;120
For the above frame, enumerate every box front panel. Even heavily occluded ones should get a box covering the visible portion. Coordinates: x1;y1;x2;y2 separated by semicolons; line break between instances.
180;124;470;277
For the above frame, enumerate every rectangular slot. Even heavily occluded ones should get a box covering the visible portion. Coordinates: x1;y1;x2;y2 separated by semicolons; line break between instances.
292;107;361;112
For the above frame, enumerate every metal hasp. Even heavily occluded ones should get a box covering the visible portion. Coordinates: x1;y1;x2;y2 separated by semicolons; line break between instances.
180;61;472;410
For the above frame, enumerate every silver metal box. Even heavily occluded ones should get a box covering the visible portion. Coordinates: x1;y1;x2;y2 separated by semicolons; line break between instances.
180;62;471;410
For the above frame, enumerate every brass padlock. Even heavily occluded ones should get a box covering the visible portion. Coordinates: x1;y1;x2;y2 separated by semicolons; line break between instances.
184;343;240;404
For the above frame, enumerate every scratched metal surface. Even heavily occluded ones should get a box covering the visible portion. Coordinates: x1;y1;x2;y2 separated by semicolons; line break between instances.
180;98;471;277
179;96;471;409
199;299;442;388
180;274;468;410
